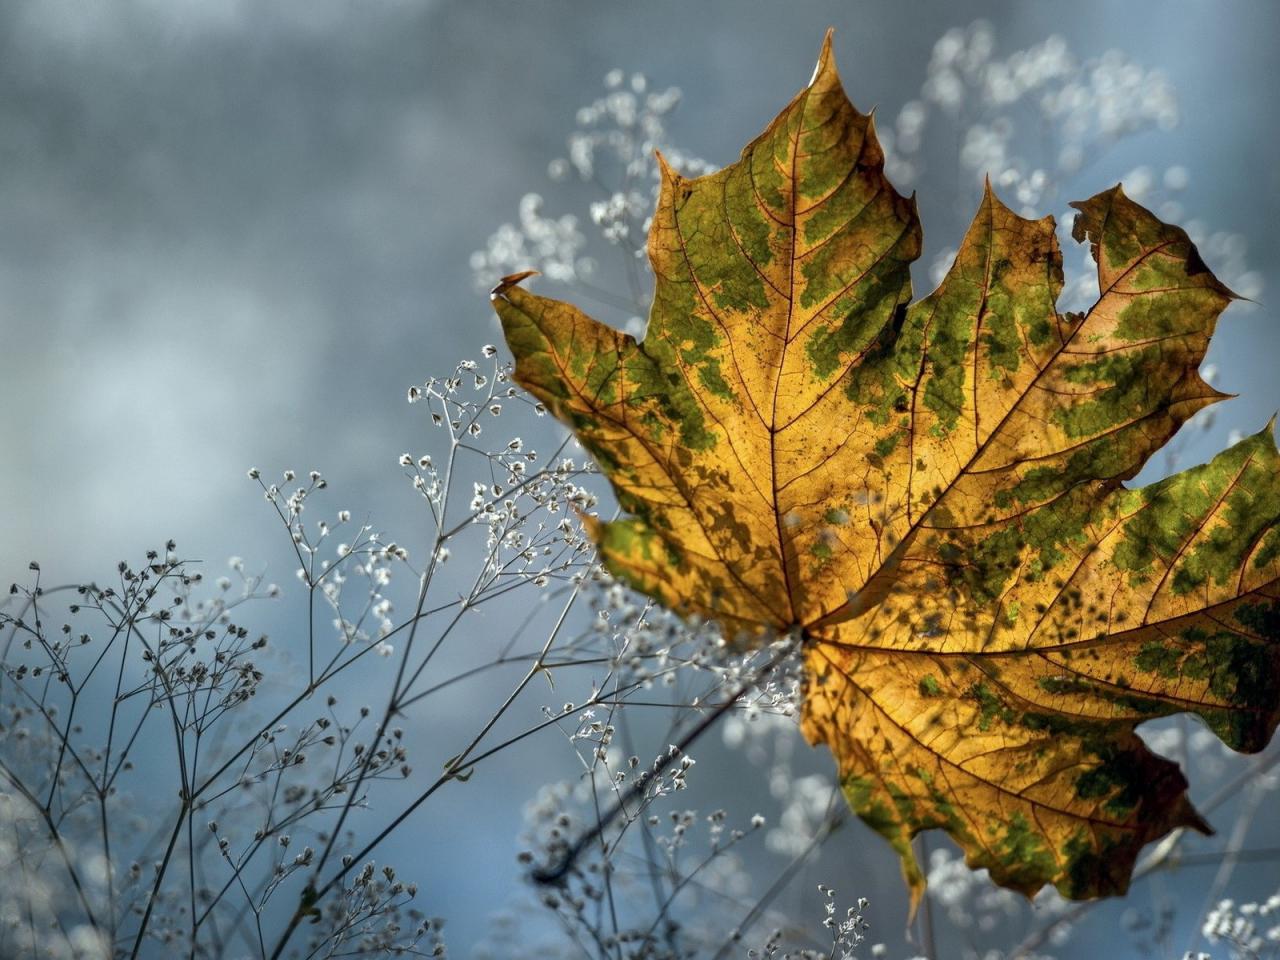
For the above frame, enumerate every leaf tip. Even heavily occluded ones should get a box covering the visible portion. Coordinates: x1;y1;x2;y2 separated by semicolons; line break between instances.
1068;183;1123;244
977;177;1011;218
979;175;1005;216
1261;411;1280;446
489;270;540;302
902;849;927;925
809;27;837;88
654;149;678;185
983;177;1056;232
1182;804;1214;838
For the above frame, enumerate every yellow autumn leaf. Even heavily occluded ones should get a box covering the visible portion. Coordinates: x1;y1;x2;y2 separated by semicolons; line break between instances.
491;31;1280;904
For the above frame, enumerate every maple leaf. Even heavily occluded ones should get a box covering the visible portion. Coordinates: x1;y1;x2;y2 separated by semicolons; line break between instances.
490;31;1280;903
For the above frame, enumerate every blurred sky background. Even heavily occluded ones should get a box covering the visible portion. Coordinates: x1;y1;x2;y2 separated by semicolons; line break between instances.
2;1;1278;956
